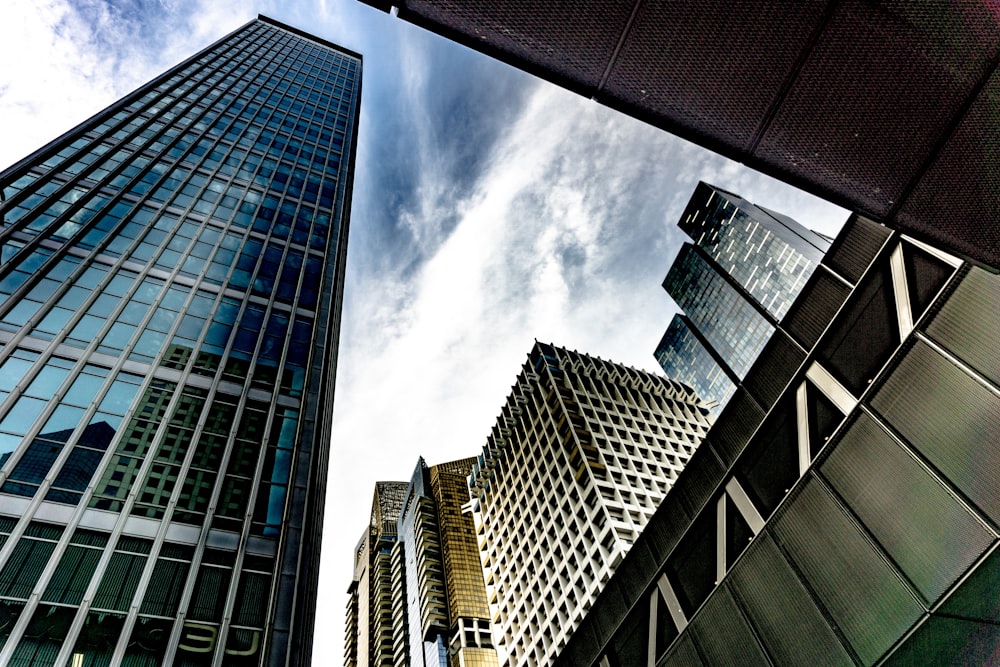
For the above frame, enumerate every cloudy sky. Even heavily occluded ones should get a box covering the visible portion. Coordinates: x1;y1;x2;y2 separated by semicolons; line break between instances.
1;0;847;661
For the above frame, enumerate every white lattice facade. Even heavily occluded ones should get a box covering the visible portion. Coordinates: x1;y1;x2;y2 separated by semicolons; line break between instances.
468;343;712;665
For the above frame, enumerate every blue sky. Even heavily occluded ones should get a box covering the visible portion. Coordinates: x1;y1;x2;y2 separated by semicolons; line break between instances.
1;0;847;661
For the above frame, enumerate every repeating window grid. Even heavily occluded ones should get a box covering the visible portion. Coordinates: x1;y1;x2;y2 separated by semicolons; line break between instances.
668;249;774;378
684;193;821;322
0;18;352;284
472;347;712;665
0;47;340;392
0;40;268;322
0;22;356;664
0;28;261;238
0;352;138;499
0;374;191;661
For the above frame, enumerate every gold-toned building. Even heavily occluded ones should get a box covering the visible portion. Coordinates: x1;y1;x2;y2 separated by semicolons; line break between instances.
347;460;498;667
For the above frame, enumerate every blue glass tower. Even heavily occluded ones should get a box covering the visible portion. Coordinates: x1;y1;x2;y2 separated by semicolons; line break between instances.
677;182;830;320
0;16;359;666
657;184;831;413
654;314;737;414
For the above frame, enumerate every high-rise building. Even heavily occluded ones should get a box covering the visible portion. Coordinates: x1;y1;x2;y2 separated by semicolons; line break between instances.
656;184;831;413
559;215;1000;666
663;243;777;381
346;481;408;667
357;0;999;269
677;183;830;321
654;315;737;415
467;342;712;665
0;16;360;666
347;459;498;667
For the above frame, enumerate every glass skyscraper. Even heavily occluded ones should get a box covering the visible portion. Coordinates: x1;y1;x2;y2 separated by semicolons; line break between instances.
654;314;737;414
663;243;776;380
677;182;830;321
657;184;832;413
0;15;359;666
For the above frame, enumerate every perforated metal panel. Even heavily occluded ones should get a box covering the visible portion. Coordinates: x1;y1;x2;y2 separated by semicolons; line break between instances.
816;256;899;396
705;389;765;467
378;0;1000;268
733;398;798;518
756;0;996;217
894;67;1000;266
615;541;658;608
600;0;827;151
771;477;923;664
592;579;628;640
607;597;650;667
642;500;693;565
783;269;852;351
658;632;704;667
401;0;636;93
901;243;956;321
728;533;852;667
670;442;724;519
871;339;1000;525
938;546;1000;623
924;266;1000;387
820;412;995;605
882;615;1000;666
824;216;891;285
741;331;805;409
666;507;716;617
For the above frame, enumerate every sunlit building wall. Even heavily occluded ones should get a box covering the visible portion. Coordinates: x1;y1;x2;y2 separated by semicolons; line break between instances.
0;16;360;666
346;482;408;667
468;342;712;665
350;461;498;667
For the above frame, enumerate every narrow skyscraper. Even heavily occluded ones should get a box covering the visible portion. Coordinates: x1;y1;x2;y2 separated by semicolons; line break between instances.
468;342;712;665
0;16;360;665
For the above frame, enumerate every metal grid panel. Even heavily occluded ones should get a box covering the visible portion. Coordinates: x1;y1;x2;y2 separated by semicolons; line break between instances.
782;270;852;350
705;389;765;467
821;412;996;605
728;533;852;667
924;267;1000;387
871;339;1000;525
741;331;804;410
756;0;997;218
402;0;636;91
771;476;923;664
686;585;770;666
602;0;827;151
